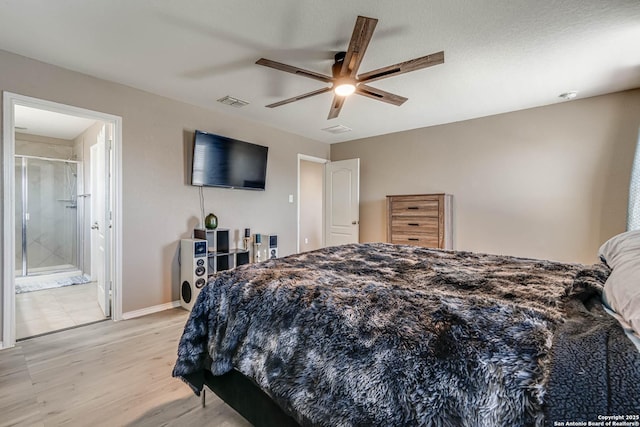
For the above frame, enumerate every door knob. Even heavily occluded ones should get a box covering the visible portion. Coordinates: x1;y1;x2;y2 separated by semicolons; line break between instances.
91;222;99;230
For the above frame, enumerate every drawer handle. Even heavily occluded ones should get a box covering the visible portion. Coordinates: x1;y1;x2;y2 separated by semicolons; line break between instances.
407;206;420;210
408;238;419;241
408;223;419;226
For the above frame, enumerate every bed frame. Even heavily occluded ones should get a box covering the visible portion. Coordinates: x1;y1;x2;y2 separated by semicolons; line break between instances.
202;369;300;427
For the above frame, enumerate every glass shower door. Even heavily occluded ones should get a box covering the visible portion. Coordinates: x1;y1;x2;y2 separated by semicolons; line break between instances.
15;156;79;276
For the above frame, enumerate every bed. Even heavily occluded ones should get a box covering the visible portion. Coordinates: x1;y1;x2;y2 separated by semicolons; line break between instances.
173;240;640;426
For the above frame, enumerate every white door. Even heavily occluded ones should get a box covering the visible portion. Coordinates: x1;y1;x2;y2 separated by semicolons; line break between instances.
91;125;110;317
324;158;360;246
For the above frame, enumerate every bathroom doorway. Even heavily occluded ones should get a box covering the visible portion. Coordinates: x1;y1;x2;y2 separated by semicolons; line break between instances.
13;109;106;339
2;93;123;348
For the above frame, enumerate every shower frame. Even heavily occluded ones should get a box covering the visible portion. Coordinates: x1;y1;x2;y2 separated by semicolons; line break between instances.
15;154;85;278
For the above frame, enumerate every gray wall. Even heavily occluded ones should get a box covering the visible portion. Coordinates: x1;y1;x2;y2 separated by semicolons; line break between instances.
332;89;640;264
0;48;329;341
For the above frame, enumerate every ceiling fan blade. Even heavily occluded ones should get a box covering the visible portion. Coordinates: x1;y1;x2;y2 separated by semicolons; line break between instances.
327;95;346;119
265;87;333;108
356;85;408;106
340;16;378;77
357;51;444;84
256;58;333;83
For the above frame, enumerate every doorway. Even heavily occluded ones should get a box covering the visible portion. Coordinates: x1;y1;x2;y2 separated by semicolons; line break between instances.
298;155;326;253
297;154;360;253
2;92;123;348
14;126;103;339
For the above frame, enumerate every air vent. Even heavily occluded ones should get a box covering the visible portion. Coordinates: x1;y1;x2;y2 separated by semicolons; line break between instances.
558;91;578;101
216;95;249;107
321;124;352;134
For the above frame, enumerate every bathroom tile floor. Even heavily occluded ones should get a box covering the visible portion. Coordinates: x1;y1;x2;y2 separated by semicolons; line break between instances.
16;282;107;340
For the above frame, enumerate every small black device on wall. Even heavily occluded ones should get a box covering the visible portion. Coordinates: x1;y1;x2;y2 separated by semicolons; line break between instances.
180;238;208;311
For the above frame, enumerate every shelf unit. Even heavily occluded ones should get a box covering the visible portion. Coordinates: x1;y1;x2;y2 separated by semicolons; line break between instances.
194;228;251;279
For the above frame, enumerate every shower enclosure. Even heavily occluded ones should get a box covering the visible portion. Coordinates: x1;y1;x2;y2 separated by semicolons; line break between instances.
15;155;82;277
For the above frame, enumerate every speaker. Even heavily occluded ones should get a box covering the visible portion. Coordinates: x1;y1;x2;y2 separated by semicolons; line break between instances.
180;239;208;311
260;234;278;259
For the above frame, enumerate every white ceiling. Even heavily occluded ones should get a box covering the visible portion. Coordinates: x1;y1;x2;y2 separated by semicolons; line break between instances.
15;105;97;140
1;0;638;144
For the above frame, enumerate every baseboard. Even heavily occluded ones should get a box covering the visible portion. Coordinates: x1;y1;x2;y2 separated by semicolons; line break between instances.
122;300;181;320
0;340;15;350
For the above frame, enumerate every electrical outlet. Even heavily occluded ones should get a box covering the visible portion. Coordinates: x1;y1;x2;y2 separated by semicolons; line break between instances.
288;194;294;203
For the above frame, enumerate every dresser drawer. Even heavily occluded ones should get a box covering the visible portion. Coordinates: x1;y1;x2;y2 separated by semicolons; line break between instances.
390;198;439;217
391;235;440;248
390;217;439;235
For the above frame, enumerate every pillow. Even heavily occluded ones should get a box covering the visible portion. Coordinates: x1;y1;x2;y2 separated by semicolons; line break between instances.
598;230;640;336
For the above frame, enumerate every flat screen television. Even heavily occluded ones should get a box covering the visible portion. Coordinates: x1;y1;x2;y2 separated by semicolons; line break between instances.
191;130;268;190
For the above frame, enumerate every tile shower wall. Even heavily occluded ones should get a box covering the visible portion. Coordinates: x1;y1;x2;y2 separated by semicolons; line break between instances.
16;133;74;160
15;134;78;275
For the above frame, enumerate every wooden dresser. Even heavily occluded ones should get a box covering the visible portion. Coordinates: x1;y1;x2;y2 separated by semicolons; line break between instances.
386;193;453;249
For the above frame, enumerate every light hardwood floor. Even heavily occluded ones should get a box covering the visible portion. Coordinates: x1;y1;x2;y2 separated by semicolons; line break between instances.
0;308;251;427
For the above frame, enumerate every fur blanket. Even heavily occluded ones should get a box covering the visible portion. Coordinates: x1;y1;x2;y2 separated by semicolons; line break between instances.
173;243;638;426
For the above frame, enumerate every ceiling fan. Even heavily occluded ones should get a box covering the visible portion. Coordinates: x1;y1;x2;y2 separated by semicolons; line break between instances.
256;15;444;120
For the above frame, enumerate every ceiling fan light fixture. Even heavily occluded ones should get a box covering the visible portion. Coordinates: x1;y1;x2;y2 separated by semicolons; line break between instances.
256;15;445;119
334;80;356;97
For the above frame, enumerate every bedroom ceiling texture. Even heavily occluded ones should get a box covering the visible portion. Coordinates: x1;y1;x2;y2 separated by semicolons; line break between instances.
0;0;638;144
